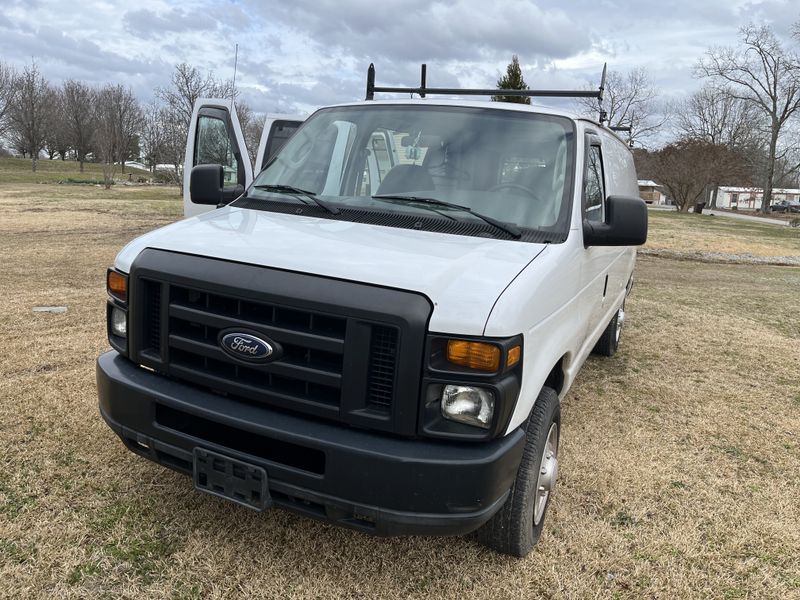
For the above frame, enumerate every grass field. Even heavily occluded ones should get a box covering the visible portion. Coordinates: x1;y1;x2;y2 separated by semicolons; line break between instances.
0;157;156;185
647;210;800;257
1;184;799;599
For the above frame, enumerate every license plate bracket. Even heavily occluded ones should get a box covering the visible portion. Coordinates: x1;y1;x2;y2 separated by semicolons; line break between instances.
193;447;271;511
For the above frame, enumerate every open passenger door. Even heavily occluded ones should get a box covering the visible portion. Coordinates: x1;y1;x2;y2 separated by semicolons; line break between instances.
254;114;305;174
183;101;304;216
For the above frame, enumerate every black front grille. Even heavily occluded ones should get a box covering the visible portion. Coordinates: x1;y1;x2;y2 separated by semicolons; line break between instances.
128;250;431;435
164;283;348;413
367;326;398;409
141;280;161;358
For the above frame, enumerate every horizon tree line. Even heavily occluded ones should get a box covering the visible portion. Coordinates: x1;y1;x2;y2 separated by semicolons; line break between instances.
0;60;265;190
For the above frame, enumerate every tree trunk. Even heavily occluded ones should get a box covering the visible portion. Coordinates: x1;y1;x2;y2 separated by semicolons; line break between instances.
762;125;779;214
79;158;85;173
711;186;719;209
31;156;37;172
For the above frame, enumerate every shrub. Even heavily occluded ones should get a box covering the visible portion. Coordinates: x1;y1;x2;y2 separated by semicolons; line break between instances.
64;178;113;185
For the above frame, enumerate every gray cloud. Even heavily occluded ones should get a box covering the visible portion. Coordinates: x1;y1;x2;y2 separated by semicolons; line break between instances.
0;0;798;122
122;7;218;39
0;22;153;78
251;0;592;65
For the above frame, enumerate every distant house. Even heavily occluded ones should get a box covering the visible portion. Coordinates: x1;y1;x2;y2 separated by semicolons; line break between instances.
637;180;668;205
715;186;800;211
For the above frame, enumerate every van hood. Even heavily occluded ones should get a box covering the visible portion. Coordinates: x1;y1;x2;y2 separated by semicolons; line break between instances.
115;207;547;335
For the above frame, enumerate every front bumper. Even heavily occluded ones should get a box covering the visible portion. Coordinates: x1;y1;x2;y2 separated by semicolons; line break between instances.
97;351;526;536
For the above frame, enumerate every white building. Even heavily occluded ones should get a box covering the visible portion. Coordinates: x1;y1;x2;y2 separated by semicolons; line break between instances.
715;186;800;211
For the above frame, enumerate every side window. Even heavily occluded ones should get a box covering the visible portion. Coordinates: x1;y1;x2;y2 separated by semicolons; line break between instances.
263;120;302;169
195;114;240;189
584;145;605;222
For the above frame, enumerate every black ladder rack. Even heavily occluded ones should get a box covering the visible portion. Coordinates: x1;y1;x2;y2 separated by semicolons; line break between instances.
365;62;609;122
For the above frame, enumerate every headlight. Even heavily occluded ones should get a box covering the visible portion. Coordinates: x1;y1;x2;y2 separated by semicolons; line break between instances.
441;385;495;429
111;306;127;337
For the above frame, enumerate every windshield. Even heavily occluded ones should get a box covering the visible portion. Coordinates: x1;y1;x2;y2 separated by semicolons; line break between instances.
248;105;575;237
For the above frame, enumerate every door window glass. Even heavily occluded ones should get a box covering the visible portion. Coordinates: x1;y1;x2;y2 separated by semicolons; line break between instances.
195;115;239;188
584;145;605;222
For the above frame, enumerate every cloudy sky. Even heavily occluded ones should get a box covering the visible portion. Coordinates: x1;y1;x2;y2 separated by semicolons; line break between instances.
1;0;799;117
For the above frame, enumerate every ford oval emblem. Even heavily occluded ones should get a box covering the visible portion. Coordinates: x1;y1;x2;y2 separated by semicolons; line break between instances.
219;331;276;363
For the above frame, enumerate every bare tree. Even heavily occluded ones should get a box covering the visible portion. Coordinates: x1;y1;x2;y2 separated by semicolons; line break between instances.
235;100;264;166
697;24;800;213
112;89;143;173
8;62;51;171
675;84;764;148
154;63;235;184
94;86;119;188
577;67;667;145
155;63;234;132
43;87;70;160
158;106;189;185
674;84;766;207
62;80;96;172
0;60;16;138
140;100;167;173
94;85;140;188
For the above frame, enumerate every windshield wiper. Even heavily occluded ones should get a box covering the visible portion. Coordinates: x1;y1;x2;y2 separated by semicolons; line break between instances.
372;194;521;239
253;184;340;215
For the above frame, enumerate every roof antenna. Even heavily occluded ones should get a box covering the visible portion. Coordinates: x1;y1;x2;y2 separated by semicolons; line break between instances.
598;62;607;124
230;43;239;113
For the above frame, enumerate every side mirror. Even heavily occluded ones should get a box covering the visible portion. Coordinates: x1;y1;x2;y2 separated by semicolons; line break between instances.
189;164;224;205
583;195;648;246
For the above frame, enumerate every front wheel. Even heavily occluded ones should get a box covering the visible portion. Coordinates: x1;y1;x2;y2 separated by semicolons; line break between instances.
476;386;561;557
592;302;625;357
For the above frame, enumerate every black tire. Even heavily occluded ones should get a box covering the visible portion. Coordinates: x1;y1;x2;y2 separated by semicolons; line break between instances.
592;303;624;357
476;386;561;557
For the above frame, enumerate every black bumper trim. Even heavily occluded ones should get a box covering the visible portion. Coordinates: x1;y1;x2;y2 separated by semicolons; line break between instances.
97;351;526;536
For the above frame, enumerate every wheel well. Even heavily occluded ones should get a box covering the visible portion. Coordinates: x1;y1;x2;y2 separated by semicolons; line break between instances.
544;356;566;395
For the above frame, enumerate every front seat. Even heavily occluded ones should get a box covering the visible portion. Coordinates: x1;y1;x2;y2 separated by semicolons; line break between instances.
376;165;435;195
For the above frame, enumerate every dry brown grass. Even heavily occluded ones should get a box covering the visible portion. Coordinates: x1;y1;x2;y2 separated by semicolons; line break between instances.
646;210;800;257
1;184;799;599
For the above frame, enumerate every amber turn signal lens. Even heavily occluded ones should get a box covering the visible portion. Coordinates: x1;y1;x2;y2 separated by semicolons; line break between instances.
507;345;521;367
447;340;501;372
107;270;128;302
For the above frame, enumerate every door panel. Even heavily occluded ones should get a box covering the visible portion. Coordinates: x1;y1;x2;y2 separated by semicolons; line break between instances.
579;137;619;340
255;114;305;173
183;98;253;217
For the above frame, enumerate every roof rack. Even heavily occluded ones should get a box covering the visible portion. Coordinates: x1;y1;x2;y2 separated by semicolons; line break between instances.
365;62;609;122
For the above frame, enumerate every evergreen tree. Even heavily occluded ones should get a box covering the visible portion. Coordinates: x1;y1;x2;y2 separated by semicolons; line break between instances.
492;55;530;104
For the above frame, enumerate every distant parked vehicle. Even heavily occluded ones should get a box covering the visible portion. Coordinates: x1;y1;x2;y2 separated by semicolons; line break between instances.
769;200;800;213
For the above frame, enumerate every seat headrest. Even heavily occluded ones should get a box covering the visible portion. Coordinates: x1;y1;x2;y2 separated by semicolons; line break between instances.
376;165;435;195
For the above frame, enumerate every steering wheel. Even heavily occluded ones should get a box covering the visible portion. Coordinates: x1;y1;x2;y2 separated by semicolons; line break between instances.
489;182;543;203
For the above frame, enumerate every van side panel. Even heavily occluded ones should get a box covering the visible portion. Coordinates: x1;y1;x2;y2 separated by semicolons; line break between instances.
484;238;589;433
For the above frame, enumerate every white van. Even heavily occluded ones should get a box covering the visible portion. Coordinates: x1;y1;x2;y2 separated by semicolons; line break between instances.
98;64;647;557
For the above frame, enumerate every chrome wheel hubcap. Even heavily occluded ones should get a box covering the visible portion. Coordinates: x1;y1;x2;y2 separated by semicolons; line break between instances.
615;304;625;344
534;423;559;526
